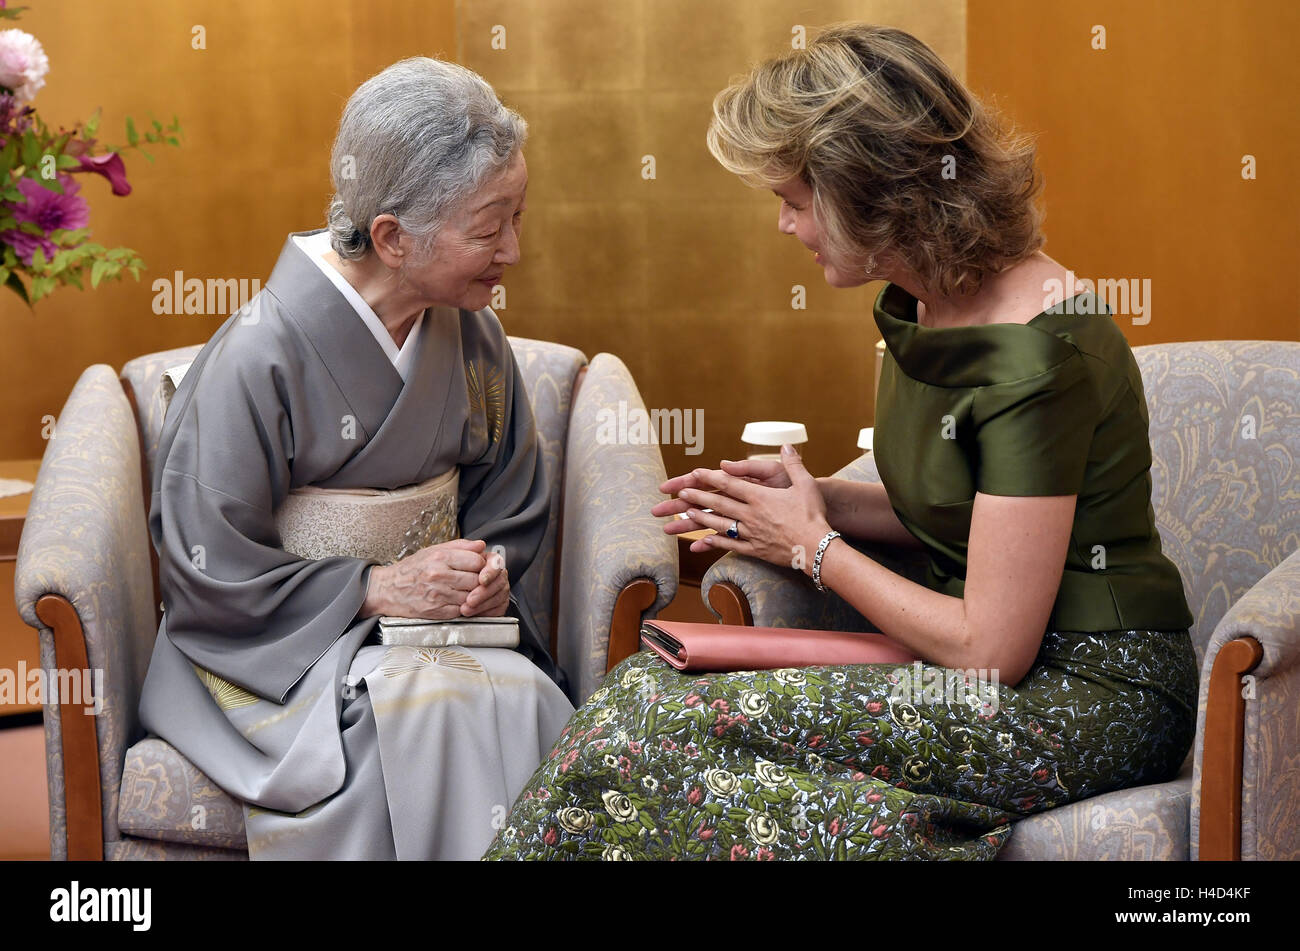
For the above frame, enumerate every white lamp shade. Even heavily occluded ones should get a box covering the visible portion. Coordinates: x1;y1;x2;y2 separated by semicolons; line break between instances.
741;421;808;446
858;427;874;451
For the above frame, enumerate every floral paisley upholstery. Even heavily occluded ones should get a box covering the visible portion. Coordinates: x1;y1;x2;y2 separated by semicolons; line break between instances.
703;340;1300;861
14;365;165;859
18;336;676;859
117;737;247;849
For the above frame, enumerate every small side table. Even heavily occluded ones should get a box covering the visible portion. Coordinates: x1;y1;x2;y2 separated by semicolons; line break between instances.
1;459;43;720
657;526;727;624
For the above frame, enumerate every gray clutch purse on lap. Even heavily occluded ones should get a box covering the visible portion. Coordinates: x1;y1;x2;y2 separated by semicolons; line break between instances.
376;615;520;648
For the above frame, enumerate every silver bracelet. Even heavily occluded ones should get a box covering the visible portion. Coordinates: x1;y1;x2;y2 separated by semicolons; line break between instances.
811;530;841;592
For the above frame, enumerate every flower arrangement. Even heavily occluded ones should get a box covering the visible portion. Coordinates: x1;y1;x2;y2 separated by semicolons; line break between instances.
0;2;181;304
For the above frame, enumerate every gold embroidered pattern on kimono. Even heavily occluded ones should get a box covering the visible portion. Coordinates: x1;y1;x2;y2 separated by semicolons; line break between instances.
381;646;485;678
466;360;505;446
192;664;259;710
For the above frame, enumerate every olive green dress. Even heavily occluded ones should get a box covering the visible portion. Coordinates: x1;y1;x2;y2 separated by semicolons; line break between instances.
481;282;1199;861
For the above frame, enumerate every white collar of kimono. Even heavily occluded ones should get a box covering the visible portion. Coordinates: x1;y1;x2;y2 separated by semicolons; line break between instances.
292;230;425;383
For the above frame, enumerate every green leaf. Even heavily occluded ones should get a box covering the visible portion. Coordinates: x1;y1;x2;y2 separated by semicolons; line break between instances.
30;246;45;269
55;155;81;170
166;136;180;147
126;116;139;146
5;270;31;306
64;270;83;291
85;108;101;137
138;149;154;163
152;117;164;133
30;274;55;301
20;131;40;170
91;259;110;288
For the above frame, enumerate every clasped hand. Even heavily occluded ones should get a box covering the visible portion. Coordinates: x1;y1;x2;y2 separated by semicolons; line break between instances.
365;538;510;620
650;445;833;570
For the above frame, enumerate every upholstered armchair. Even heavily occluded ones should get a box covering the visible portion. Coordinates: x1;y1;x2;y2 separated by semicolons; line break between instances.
13;337;677;860
703;340;1300;861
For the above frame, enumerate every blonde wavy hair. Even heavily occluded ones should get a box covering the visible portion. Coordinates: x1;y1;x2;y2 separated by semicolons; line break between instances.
706;23;1045;297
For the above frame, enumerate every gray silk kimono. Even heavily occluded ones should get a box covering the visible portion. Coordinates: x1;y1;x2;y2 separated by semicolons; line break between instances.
137;231;574;859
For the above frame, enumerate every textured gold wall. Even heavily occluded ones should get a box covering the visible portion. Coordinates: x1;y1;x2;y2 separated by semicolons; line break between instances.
967;0;1299;350
4;0;1295;483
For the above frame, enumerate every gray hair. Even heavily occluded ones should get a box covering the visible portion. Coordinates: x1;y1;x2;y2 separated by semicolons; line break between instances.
326;57;527;261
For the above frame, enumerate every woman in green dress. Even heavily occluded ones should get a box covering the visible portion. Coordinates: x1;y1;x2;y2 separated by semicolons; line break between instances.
482;23;1197;860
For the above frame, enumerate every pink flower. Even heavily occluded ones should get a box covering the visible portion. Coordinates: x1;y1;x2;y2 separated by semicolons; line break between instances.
866;701;883;714
710;699;730;712
755;847;774;860
696;822;714;840
870;764;890;780
0;29;49;103
660;738;677;751
627;741;642;755
687;786;702;805
828;817;842;836
684;694;702;707
70;152;131;196
856;732;874;746
871;824;889;838
559;749;580;773
807;734;825;749
729;844;749;861
543;826;558;846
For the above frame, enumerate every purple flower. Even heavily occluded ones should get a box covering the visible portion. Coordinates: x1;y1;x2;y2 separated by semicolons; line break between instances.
69;151;131;196
1;174;90;266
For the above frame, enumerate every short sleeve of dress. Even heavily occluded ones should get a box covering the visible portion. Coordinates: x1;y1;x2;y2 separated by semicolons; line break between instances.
972;353;1098;497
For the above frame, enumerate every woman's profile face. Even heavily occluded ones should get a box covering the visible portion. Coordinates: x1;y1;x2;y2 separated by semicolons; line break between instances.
773;175;877;289
402;150;528;311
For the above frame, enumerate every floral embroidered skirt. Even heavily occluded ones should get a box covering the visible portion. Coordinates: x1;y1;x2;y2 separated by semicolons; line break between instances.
480;628;1198;860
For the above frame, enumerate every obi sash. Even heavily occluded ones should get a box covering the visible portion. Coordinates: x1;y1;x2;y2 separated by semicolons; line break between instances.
273;467;460;564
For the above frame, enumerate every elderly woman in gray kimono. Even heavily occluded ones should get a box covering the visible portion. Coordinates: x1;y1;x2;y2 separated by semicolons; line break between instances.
137;58;575;860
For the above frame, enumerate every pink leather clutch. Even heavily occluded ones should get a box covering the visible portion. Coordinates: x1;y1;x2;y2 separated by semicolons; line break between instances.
640;620;921;672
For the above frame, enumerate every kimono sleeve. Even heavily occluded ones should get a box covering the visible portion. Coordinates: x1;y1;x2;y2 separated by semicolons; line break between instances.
150;334;377;703
972;354;1099;497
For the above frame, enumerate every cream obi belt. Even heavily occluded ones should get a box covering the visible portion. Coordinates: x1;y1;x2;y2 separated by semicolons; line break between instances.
273;467;459;565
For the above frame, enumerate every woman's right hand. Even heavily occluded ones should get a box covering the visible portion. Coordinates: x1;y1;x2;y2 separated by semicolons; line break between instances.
360;539;487;619
652;458;795;534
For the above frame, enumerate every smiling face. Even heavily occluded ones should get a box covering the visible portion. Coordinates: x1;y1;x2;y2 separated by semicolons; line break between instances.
401;150;528;310
773;175;884;289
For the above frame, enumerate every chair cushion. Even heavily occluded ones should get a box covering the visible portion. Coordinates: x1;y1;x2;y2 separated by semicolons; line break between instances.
118;738;247;850
998;753;1193;860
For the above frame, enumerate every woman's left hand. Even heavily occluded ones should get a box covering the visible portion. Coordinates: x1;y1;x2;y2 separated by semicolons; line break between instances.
675;444;833;570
